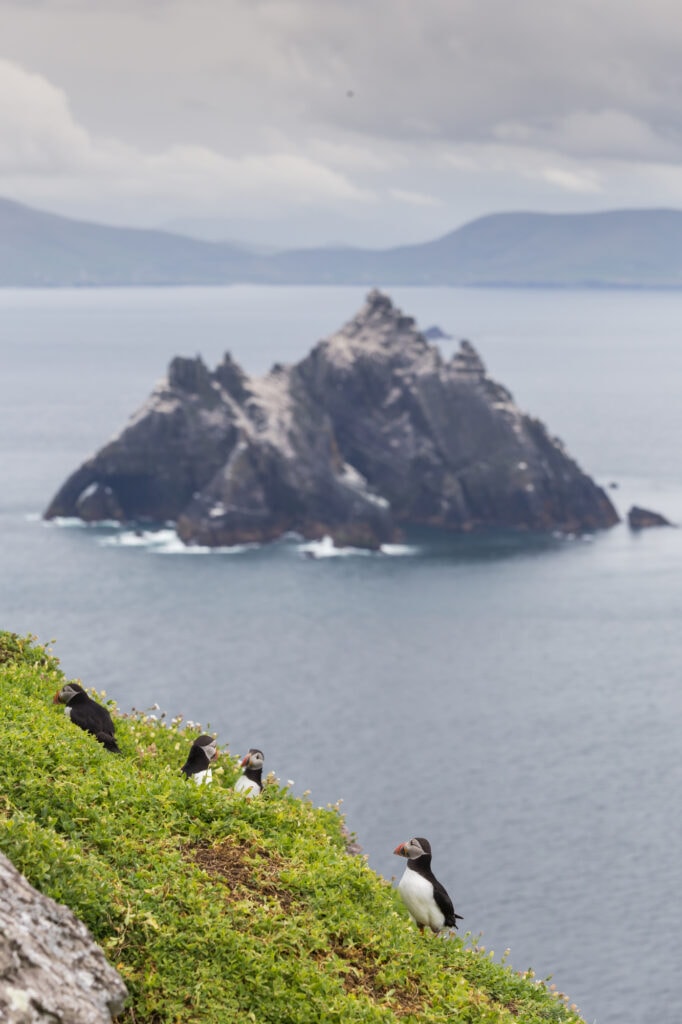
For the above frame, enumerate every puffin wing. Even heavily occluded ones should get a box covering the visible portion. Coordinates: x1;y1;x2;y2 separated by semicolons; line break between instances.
432;877;462;929
70;697;118;749
69;697;102;735
94;703;116;735
181;746;209;778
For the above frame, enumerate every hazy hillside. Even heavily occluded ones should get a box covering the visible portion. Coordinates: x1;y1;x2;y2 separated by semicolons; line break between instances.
265;209;682;286
0;197;257;285
3;197;682;287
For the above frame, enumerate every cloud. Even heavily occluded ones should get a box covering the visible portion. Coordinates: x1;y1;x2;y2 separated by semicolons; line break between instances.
554;109;679;161
0;58;372;218
308;138;390;172
135;146;372;206
0;60;92;172
8;0;682;164
539;167;602;195
442;142;605;194
4;2;682;242
389;188;441;207
493;109;677;163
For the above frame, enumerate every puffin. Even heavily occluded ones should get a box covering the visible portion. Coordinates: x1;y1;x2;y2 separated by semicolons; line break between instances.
234;748;264;797
393;836;462;933
53;682;120;753
181;734;219;785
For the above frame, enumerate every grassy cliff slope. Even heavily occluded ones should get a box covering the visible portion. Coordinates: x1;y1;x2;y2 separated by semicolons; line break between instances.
0;633;585;1024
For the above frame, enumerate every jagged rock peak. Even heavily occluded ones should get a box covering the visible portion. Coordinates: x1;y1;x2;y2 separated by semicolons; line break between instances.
321;289;427;369
214;351;249;402
168;354;212;395
365;288;394;313
450;339;486;378
343;289;418;337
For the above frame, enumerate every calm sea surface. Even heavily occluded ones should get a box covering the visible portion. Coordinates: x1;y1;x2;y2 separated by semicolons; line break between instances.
2;285;682;1024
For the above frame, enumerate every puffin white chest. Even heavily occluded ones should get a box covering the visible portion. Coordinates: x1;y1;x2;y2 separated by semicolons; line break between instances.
234;774;260;797
192;767;212;786
398;867;445;932
64;706;72;719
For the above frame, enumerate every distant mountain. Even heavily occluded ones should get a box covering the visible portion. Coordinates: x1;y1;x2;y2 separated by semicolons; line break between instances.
265;209;682;287
3;198;682;287
0;197;258;286
162;215;281;253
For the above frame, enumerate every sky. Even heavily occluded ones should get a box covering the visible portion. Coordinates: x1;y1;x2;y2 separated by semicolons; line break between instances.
3;0;682;247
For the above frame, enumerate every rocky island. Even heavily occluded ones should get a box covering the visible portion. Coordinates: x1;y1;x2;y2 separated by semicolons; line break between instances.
44;291;618;546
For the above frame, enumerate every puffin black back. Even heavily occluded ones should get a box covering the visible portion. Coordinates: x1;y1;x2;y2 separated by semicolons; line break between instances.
181;734;218;781
53;682;121;753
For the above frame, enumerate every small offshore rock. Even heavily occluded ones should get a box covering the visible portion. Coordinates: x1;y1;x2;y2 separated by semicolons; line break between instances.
627;505;675;529
422;324;452;340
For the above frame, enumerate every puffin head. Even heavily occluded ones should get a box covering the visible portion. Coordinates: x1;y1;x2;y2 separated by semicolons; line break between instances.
53;682;85;705
393;837;432;860
193;735;219;762
240;748;264;771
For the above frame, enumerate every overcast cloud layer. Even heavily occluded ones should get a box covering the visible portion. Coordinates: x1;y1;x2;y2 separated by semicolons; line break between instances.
2;0;682;246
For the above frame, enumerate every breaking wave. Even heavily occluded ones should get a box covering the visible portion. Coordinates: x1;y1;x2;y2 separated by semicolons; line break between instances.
98;528;258;556
41;518;419;558
298;536;419;559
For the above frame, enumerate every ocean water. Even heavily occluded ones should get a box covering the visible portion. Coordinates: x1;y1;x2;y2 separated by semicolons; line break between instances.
2;285;682;1024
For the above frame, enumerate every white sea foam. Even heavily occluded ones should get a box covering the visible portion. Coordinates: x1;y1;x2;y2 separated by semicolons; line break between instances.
48;516;122;529
155;538;259;557
380;543;419;556
298;536;418;558
299;535;372;558
98;528;257;556
99;528;177;548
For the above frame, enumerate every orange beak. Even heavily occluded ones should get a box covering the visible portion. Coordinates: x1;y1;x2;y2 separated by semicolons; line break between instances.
240;754;250;767
393;842;407;857
53;690;61;704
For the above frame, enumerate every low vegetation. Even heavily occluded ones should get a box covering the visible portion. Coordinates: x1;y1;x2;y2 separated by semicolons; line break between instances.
0;632;585;1023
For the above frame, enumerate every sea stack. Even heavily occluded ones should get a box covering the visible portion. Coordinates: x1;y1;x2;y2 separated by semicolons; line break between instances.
44;291;618;547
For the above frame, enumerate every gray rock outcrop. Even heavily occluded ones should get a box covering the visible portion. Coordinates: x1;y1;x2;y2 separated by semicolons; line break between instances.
45;290;618;547
422;324;452;340
627;505;675;529
0;852;127;1023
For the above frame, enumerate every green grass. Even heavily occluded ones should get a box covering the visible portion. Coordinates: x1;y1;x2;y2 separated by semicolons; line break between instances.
0;632;585;1023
